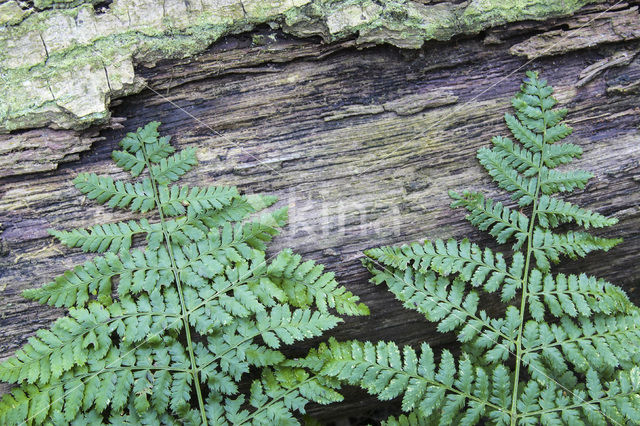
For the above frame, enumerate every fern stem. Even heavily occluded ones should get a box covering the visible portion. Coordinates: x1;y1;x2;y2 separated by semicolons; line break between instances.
509;183;539;425
509;99;548;426
141;144;209;426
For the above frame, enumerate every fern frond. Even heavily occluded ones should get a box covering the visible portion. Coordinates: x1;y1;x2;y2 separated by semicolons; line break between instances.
215;368;342;425
356;72;639;425
491;135;541;177
0;303;113;385
118;121;174;161
477;147;537;206
0;331;190;424
197;306;341;387
151;147;198;185
164;211;287;293
148;194;271;248
511;72;567;133
317;339;509;423
504;113;543;152
543;122;572;144
112;149;147;177
1;122;367;424
49;219;149;253
543;142;582;167
450;190;529;249
540;168;593;194
366;239;525;301
116;247;175;296
527;271;635;320
522;313;640;380
73;173;155;213
537;195;618;229
74;173;238;217
516;368;640;425
267;249;369;316
22;252;122;307
156;184;238;216
382;411;435;426
532;229;622;272
363;264;519;359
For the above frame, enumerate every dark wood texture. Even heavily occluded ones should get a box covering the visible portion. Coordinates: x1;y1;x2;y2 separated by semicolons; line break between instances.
1;4;640;422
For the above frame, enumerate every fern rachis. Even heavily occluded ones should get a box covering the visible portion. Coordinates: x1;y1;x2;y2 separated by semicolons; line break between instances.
0;122;369;425
306;72;640;425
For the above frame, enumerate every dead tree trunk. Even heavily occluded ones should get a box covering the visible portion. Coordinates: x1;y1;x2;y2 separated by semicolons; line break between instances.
1;1;639;422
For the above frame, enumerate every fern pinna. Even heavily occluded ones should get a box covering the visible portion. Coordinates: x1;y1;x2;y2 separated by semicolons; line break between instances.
0;122;368;425
307;72;640;424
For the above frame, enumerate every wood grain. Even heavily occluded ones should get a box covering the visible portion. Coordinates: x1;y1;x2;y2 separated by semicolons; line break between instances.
1;7;640;422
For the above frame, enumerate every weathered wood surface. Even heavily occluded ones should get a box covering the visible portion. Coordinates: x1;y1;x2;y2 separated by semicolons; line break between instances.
1;3;640;422
1;0;603;135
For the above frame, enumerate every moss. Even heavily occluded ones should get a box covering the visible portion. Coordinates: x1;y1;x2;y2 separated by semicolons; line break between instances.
0;0;600;132
32;0;102;11
0;1;30;26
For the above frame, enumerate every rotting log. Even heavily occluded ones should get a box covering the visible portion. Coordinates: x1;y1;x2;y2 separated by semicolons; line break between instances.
1;2;640;423
0;0;621;135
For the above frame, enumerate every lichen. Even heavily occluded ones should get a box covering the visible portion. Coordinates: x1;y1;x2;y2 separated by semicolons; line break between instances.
0;0;599;132
0;0;29;26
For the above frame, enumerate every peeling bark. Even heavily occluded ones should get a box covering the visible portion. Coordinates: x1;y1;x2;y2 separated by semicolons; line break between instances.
1;0;600;133
0;128;102;177
510;5;640;59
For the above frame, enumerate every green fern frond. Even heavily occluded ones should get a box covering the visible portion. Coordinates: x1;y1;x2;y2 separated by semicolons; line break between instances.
366;238;525;301
527;271;635;320
112;149;147;177
49;219;149;253
532;229;621;272
73;173;238;217
543;142;583;167
491;135;541;177
516;368;640;425
477;147;537;206
340;72;638;425
149;194;275;248
382;411;435;425
156;183;239;216
362;264;519;358
117;121;174;162
0;303;113;385
540;168;593;194
504;113;544;152
450;190;529;249
521;313;640;379
0;122;367;425
537;195;618;229
543;122;572;144
316;339;510;424
73;174;156;213
151;147;198;184
268;249;369;316
212;367;342;425
22;252;122;307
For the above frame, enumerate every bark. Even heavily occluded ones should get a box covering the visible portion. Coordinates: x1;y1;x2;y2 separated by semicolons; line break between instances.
1;2;640;422
0;0;610;135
